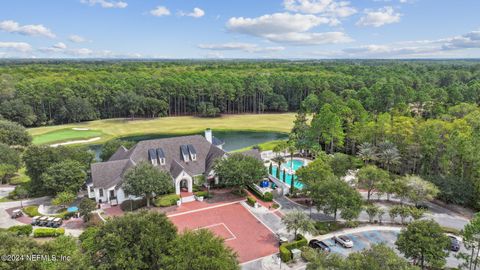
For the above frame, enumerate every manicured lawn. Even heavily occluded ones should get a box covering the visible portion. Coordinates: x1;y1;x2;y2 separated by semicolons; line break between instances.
29;113;298;145
232;139;286;153
32;128;104;145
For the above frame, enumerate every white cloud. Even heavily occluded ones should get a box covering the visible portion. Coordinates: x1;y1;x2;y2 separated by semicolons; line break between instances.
0;20;55;38
0;42;32;52
80;0;127;9
38;43;143;58
198;42;284;53
150;6;171;17
53;42;67;49
227;13;335;36
357;6;401;27
179;7;205;18
332;29;480;58
265;31;352;45
226;12;351;45
283;0;356;17
69;35;88;43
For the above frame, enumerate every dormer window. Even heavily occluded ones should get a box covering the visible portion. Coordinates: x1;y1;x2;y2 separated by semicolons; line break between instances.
156;148;166;165
148;149;158;166
187;144;197;161
180;145;189;162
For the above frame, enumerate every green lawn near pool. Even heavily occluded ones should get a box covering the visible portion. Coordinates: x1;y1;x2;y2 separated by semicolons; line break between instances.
32;128;103;145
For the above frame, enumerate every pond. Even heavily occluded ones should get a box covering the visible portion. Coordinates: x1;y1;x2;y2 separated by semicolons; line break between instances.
90;131;288;161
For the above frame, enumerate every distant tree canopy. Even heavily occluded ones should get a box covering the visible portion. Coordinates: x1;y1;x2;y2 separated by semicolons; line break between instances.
1;60;480;127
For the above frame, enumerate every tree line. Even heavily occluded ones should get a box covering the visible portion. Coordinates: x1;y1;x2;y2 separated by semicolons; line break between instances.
1;60;480;126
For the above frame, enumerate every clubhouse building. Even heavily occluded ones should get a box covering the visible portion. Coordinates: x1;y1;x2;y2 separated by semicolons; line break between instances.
87;129;259;205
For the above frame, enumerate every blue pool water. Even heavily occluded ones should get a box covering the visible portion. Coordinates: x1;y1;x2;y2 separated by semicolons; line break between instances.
270;159;305;189
67;206;78;213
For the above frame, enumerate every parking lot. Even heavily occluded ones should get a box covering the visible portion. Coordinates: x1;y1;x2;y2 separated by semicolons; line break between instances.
315;229;466;268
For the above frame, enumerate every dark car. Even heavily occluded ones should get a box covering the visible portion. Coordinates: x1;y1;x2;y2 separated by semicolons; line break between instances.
450;236;460;252
309;239;331;252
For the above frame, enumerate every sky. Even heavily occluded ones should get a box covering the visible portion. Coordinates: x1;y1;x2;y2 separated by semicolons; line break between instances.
0;0;480;59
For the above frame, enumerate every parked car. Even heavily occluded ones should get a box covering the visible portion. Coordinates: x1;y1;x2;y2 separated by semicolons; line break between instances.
10;209;23;219
51;218;63;228
31;216;41;225
449;236;460;252
309;239;331;252
37;216;49;226
333;235;354;248
45;217;56;227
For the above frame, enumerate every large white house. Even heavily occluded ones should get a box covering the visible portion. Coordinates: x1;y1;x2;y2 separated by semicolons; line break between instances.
87;129;260;205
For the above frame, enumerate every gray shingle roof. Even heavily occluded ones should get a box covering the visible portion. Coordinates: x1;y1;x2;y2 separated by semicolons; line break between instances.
108;145;130;161
239;149;262;161
169;160;185;179
212;136;224;146
91;135;226;189
91;159;135;189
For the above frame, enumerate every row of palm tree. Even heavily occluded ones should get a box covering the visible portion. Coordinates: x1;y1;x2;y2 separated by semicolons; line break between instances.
357;141;401;173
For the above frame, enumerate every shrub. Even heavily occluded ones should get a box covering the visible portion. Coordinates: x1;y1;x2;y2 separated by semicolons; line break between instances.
263;192;273;202
279;234;308;262
279;244;292;262
193;191;209;198
272;203;280;209
441;226;461;235
314;221;344;235
153;194;180;207
8;225;32;236
33;228;65;238
86;213;103;228
56;210;77;220
23;205;40;217
120;198;147;211
247;196;257;207
345;220;360;228
248;184;273;202
300;246;317;262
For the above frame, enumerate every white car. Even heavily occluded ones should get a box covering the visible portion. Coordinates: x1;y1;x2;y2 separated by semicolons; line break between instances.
334;235;354;248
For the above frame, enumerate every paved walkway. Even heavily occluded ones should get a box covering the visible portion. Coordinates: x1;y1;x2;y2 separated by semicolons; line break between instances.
277;193;470;231
0;185;14;198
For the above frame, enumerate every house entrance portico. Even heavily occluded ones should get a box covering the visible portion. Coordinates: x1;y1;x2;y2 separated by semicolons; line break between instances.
174;171;193;195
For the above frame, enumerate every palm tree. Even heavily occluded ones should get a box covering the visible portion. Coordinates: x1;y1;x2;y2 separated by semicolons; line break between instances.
281;210;315;239
357;142;377;165
378;141;401;172
271;156;285;179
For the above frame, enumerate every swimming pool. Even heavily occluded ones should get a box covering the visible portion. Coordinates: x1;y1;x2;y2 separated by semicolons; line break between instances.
270;158;305;189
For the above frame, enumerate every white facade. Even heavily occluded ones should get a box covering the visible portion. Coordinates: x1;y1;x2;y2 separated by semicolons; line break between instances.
87;182;130;205
174;170;193;194
88;173;194;204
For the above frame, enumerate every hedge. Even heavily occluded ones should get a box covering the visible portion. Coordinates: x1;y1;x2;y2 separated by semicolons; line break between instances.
279;245;291;262
279;234;308;262
193;191;212;198
120;198;147;211
442;226;461;235
8;225;32;236
314;221;345;235
247;184;273;202
33;228;65;238
23;205;40;217
154;194;180;207
247;196;257;207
